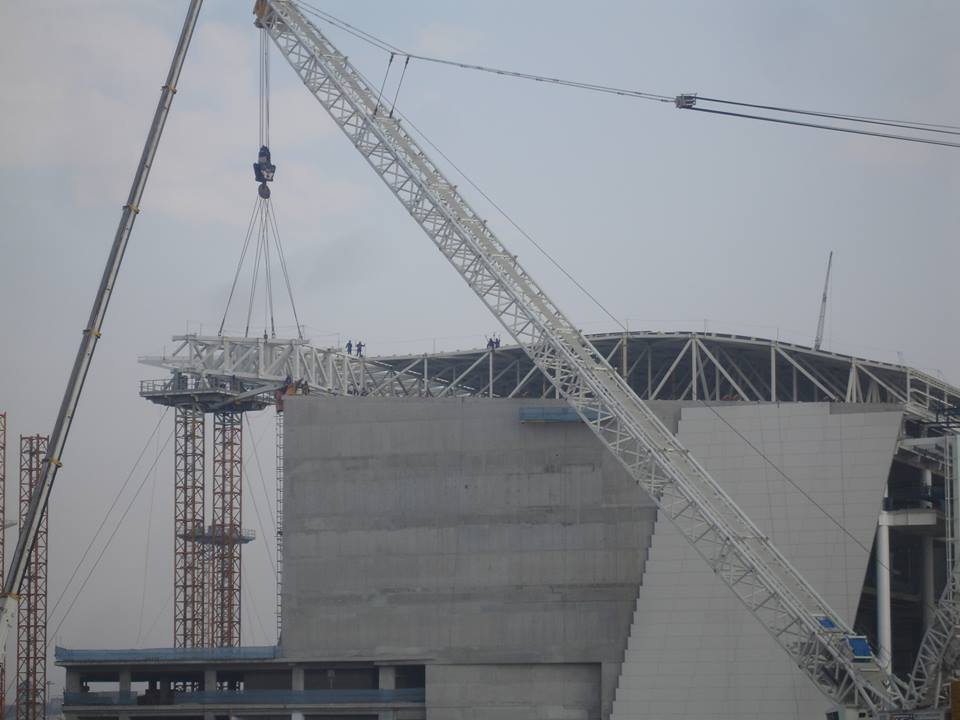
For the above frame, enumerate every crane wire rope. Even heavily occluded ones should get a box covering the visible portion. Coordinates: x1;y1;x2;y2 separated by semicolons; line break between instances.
219;195;261;336
47;421;176;656
134;428;162;647
46;408;169;626
284;5;938;624
294;1;960;149
242;414;278;580
267;201;303;339
313;28;629;333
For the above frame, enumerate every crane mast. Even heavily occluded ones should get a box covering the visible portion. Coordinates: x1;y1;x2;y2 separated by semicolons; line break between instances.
258;1;904;712
815;250;833;351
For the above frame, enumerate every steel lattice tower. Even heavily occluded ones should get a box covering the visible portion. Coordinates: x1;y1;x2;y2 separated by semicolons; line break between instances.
174;407;205;648
210;412;242;647
17;435;47;720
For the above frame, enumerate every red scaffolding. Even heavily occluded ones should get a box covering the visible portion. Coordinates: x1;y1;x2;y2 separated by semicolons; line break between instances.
17;434;47;720
174;407;205;648
210;412;242;647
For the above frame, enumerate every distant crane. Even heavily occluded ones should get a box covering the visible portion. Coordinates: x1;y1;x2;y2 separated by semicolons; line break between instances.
814;251;833;351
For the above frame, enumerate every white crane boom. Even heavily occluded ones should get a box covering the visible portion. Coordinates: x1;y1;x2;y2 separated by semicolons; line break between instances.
0;0;204;654
258;1;904;712
815;250;833;351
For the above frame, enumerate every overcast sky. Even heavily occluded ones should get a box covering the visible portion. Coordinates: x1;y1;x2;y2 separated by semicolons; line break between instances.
0;0;958;690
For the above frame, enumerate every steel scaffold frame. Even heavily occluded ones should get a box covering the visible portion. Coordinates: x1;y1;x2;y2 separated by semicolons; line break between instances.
16;435;47;720
174;407;206;648
210;412;242;647
257;2;905;711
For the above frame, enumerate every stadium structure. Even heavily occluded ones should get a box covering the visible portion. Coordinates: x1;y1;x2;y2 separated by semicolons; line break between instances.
57;330;960;720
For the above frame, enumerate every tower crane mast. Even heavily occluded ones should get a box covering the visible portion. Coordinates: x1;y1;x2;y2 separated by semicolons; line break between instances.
257;1;904;713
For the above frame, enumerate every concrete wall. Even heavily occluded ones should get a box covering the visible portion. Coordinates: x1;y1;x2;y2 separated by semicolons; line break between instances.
611;403;902;720
282;396;656;719
427;663;600;720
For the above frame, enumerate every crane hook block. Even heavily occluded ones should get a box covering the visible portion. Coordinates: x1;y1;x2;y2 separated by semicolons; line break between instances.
254;145;276;184
675;93;697;109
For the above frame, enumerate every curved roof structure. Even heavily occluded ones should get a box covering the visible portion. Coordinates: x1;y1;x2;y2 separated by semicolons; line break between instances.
141;331;958;424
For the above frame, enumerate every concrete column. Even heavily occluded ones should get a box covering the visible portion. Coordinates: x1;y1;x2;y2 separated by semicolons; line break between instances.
204;669;217;692
922;468;936;629
65;670;81;693
292;666;304;691
379;666;396;690
119;670;132;703
876;510;892;673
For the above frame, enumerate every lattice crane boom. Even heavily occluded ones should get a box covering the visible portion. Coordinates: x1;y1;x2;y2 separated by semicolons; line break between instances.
0;0;204;659
258;1;904;713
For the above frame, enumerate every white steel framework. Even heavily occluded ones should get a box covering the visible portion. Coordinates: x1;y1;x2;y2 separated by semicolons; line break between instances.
254;1;906;711
142;331;960;423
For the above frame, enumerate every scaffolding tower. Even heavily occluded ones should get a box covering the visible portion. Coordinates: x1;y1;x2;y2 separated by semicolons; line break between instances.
210;412;243;647
17;435;47;720
141;374;263;648
174;407;205;648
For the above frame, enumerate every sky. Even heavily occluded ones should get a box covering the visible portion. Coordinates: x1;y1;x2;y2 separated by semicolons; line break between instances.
0;0;958;693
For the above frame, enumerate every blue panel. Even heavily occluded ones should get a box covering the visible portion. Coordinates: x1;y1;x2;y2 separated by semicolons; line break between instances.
520;407;599;423
845;636;873;660
815;615;837;630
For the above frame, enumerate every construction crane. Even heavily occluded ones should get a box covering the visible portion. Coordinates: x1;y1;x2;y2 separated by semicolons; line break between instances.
0;0;204;668
254;1;907;714
0;2;948;716
815;250;834;351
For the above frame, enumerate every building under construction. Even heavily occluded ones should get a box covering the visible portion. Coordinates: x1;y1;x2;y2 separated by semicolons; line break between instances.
1;1;949;719
56;330;960;720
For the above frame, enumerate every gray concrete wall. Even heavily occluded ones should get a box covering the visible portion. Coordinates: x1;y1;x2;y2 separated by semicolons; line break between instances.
611;402;902;720
426;663;600;720
282;396;656;718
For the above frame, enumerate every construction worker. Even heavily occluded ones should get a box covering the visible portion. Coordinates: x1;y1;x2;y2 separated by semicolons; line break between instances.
356;341;364;358
346;340;353;355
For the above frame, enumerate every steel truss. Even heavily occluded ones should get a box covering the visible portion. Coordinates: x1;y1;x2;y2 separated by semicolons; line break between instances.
17;435;47;720
256;1;904;712
210;412;242;647
904;435;960;709
142;332;959;424
140;334;478;399
174;407;206;648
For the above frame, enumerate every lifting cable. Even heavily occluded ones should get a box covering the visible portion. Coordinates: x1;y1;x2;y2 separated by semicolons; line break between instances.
294;1;959;149
219;23;304;340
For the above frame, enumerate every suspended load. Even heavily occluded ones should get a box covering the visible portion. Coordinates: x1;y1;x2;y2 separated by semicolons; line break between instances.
254;145;276;197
